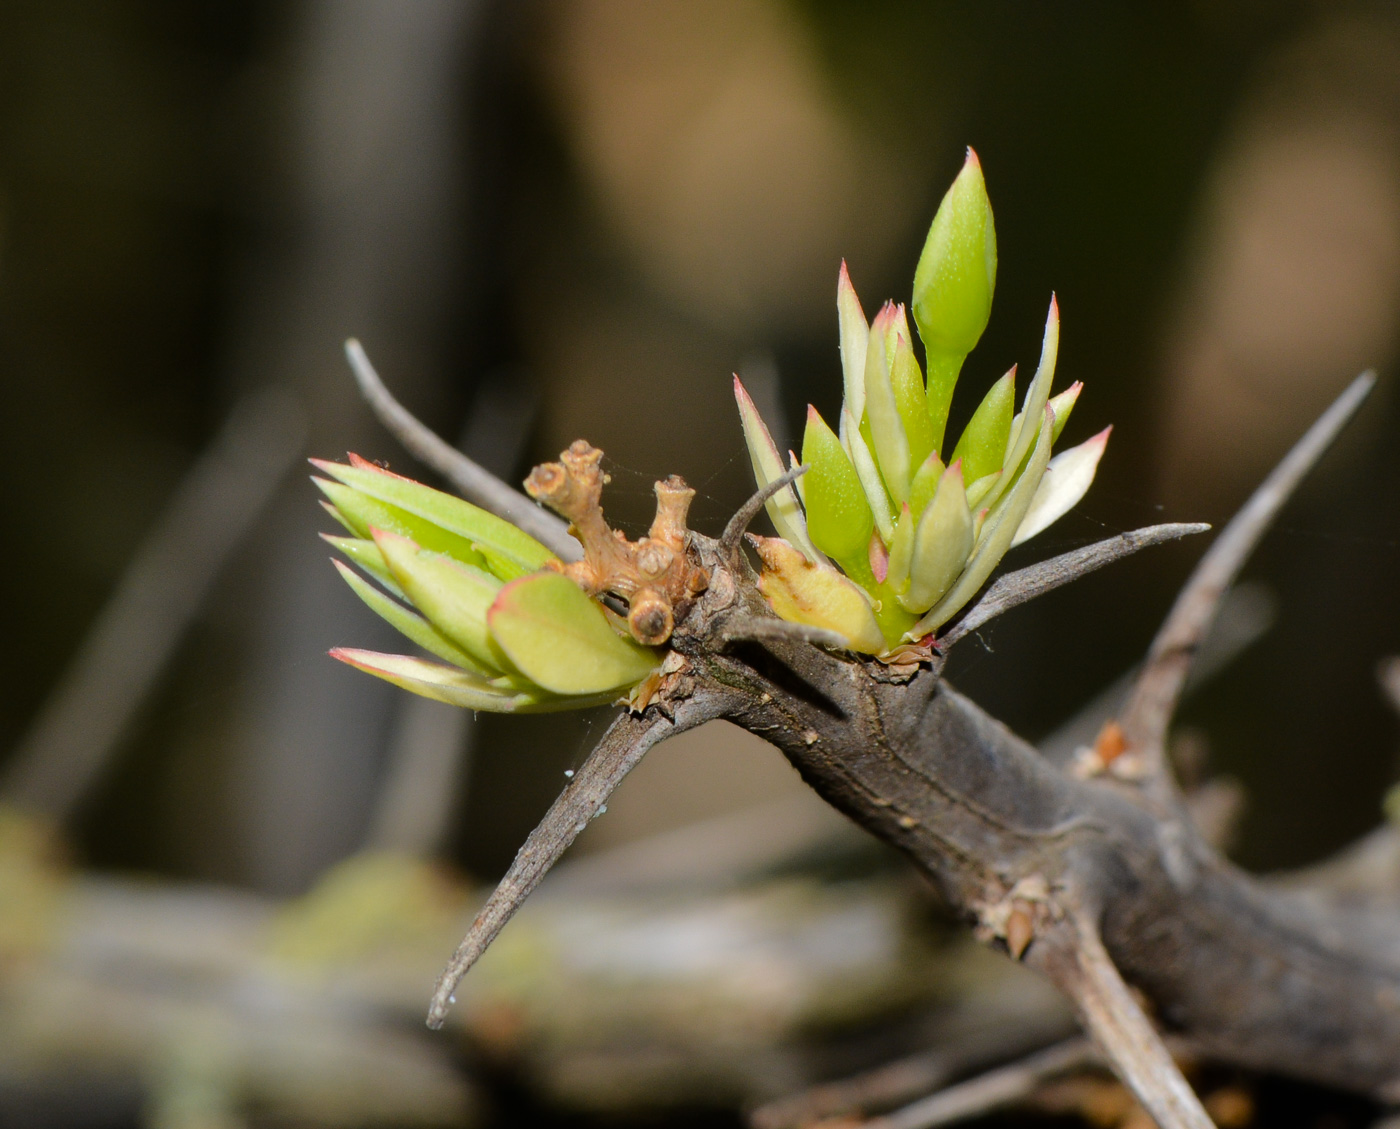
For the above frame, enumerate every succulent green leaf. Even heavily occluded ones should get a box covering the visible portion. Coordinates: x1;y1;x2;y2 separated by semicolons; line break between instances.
733;376;820;561
885;504;917;594
964;471;1000;510
753;536;886;654
840;407;895;542
899;460;974;613
314;477;488;570
322;534;406;599
312;458;555;577
950;367;1015;484
488;571;661;695
329;648;577;712
837;261;869;425
912;148;997;358
332;559;490;674
863;304;911;504
908;451;946;520
908;407;1054;638
802;406;873;563
319;499;358;536
1011;425;1110;547
984;296;1059;514
890;329;936;471
373;528;506;673
1047;382;1082;444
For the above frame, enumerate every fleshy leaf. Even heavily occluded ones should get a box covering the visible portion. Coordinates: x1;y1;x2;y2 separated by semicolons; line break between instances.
487;571;661;695
891;330;936;471
885;503;917;594
841;407;895;542
984;296;1059;514
373;528;506;673
801;406;873;564
964;470;1000;510
754;535;885;654
314;477;487;570
837;261;869;425
329;649;554;712
1011;425;1111;547
733;376;820;561
322;534;406;599
899;460;974;612
907;406;1054;638
1047;382;1082;444
912;148;997;357
332;559;487;673
863;304;911;504
312;458;555;577
950;367;1015;485
908;451;946;520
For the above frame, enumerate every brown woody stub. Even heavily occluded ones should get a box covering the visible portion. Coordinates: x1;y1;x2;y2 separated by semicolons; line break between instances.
525;441;709;646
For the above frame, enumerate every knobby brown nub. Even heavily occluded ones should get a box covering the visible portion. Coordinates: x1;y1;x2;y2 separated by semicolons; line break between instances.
525;441;708;645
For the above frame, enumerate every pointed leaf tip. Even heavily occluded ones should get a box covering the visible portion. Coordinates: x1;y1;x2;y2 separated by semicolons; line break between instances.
1012;424;1111;547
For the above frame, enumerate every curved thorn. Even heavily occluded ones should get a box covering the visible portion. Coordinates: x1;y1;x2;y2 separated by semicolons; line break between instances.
344;339;581;562
1119;371;1376;790
425;691;728;1028
940;524;1210;648
719;464;809;566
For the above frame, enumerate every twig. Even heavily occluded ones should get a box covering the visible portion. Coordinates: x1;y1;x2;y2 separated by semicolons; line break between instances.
344;339;580;561
862;1038;1096;1129
1119;372;1375;798
1041;909;1213;1129
1;387;305;820
425;690;730;1028
940;524;1210;649
719;464;808;566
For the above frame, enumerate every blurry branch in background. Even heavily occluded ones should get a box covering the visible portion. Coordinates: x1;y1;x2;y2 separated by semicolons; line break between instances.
345;339;579;561
0;388;305;821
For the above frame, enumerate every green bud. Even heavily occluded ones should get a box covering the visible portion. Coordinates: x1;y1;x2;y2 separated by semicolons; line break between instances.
487;571;660;696
912;148;997;358
802;406;873;564
950;367;1015;485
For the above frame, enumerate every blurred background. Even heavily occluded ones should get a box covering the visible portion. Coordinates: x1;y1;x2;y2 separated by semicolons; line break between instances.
4;2;1400;1126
